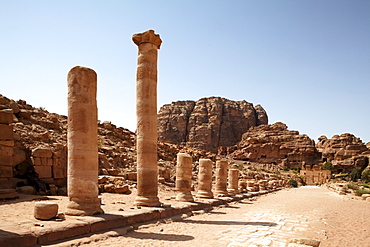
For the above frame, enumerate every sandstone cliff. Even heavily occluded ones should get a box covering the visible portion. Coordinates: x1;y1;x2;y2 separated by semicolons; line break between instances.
157;97;268;152
316;134;369;173
222;122;321;168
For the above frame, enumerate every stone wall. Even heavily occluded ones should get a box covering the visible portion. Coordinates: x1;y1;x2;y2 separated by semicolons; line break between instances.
158;97;268;152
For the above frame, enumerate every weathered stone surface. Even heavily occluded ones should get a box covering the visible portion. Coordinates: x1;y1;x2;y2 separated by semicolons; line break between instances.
0;188;18;199
133;30;162;207
226;122;321;168
158;97;268;152
317;133;368;161
65;66;103;216
34;201;58;220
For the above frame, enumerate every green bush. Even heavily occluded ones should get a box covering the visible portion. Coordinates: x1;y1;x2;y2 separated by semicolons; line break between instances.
361;169;370;183
361;183;370;189
350;167;363;181
347;183;359;190
355;189;370;196
289;179;298;188
322;162;333;171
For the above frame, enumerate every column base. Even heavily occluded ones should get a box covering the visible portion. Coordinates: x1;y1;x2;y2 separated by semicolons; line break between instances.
214;190;229;197
65;197;104;216
134;195;161;207
175;192;194;202
196;190;213;199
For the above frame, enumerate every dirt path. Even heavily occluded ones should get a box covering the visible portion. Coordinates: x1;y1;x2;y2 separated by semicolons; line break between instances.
47;186;370;247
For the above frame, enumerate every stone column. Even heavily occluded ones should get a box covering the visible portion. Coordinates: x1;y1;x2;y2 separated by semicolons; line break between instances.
196;159;214;199
175;153;194;202
227;168;239;196
214;159;229;197
65;66;103;216
133;30;162;207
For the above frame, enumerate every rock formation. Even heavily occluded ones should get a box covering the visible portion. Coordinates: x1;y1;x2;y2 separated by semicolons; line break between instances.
157;97;268;152
316;134;368;161
316;134;369;173
224;122;321;169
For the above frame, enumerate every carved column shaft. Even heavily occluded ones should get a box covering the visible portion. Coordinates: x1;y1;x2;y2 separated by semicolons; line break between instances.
175;152;194;202
133;30;162;207
196;159;213;199
66;66;103;216
227;168;239;196
214;159;229;197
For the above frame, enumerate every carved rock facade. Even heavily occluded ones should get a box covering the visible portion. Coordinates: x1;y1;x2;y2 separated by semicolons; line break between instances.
157;97;268;152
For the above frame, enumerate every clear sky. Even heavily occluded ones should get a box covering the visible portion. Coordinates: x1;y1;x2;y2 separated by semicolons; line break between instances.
1;0;369;143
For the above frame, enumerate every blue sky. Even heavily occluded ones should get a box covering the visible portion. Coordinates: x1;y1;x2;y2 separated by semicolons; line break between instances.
1;0;369;143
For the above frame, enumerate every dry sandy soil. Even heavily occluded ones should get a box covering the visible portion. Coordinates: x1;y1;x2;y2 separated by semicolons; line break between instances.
1;186;369;247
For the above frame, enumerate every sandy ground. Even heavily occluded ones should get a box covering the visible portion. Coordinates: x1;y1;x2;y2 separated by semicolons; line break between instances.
1;186;370;247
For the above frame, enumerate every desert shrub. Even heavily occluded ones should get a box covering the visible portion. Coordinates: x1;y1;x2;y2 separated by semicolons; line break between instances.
347;183;359;190
322;162;333;171
361;169;370;183
361;183;370;189
355;189;370;196
289;179;298;188
350;167;363;181
290;167;301;173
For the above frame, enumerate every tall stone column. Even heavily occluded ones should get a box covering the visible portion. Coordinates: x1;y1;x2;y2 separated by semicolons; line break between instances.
133;30;162;207
214;159;229;197
227;168;239;196
196;159;214;199
175;153;194;202
65;66;103;216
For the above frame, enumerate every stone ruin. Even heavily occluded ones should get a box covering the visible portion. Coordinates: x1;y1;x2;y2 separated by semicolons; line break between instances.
300;165;331;185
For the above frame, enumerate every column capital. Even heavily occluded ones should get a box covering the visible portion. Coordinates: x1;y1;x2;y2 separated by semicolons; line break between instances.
132;30;162;49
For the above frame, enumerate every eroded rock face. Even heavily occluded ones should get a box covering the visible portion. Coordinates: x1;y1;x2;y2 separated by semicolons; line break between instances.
316;133;368;161
225;122;321;168
316;133;369;173
157;97;268;152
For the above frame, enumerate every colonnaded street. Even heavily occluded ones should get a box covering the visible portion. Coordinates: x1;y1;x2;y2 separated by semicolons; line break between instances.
49;186;370;247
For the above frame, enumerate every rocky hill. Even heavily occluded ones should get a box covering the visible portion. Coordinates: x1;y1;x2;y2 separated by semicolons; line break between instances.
316;134;369;173
157;97;268;152
0;94;216;190
220;122;322;169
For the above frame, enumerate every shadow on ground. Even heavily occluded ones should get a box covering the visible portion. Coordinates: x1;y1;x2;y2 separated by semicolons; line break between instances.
183;219;278;227
128;231;194;241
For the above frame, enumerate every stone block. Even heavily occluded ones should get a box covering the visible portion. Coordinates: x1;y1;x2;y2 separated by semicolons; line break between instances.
34;201;59;220
53;167;66;178
0;226;37;247
17;109;31;120
0;124;13;140
34;165;51;179
0;154;13;166
33;219;90;244
76;214;128;232
16;186;36;194
0;165;13;178
0;188;18;199
54;178;67;187
32;157;53;166
32;147;53;158
0;140;14;146
0;109;14;124
126;172;137;181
